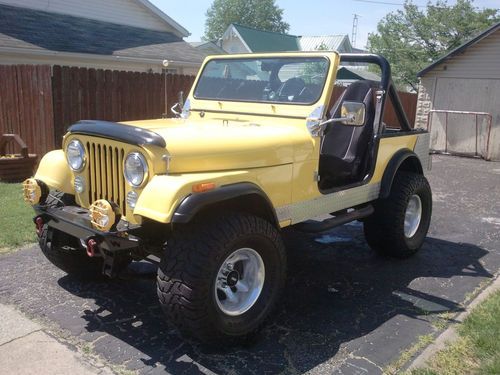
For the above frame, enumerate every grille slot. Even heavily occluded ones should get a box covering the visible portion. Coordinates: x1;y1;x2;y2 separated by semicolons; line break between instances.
86;142;127;216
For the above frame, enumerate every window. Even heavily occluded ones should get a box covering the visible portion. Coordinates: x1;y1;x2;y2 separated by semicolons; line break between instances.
194;57;330;105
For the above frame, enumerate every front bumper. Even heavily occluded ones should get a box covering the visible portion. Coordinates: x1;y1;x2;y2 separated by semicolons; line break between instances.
34;205;142;252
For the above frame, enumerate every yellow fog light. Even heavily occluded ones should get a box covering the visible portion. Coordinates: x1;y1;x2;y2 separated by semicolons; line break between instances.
22;178;46;205
89;200;121;232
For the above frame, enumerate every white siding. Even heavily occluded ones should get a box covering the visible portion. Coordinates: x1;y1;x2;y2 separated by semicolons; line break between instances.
221;25;251;53
423;29;500;79
222;38;249;54
416;28;500;160
0;50;200;75
0;0;176;33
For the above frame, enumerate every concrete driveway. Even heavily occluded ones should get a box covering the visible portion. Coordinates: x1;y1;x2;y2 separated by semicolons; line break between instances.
0;155;499;374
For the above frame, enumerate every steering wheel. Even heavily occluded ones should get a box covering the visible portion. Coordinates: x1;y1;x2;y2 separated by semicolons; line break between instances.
276;78;306;101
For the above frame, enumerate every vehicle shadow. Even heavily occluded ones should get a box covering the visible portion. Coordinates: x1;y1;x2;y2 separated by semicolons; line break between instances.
58;223;492;374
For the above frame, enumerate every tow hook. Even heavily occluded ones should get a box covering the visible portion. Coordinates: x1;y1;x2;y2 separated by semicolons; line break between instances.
86;238;101;257
34;217;44;237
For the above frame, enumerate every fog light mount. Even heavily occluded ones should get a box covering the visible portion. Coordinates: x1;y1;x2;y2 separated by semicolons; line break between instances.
22;178;48;205
126;190;138;209
89;199;121;232
74;175;85;194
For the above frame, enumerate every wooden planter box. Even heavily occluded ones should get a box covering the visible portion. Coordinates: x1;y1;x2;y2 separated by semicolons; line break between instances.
0;134;37;182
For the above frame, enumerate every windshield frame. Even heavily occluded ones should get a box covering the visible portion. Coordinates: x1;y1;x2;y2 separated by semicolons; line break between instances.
192;56;331;106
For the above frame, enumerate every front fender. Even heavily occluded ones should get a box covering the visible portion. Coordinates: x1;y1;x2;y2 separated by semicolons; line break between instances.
34;150;73;193
133;170;252;223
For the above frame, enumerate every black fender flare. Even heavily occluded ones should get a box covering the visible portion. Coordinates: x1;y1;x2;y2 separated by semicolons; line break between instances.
172;182;279;226
380;149;424;199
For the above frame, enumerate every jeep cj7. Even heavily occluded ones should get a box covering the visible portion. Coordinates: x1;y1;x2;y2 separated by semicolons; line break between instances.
23;52;432;342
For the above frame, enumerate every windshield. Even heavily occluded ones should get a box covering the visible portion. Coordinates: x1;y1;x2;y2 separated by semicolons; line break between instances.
194;57;329;105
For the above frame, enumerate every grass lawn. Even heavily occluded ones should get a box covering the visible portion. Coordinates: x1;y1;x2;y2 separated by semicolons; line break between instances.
411;289;500;375
0;182;36;251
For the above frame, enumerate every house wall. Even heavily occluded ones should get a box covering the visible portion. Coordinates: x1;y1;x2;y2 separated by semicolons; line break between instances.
221;26;250;53
223;39;248;53
415;29;500;160
0;50;200;75
0;0;176;33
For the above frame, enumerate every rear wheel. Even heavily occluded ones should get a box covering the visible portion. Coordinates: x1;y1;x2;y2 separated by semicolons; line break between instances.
157;213;286;343
364;172;432;258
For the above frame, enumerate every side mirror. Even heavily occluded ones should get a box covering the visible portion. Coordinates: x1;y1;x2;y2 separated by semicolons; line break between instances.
171;102;182;117
341;101;366;126
307;101;366;137
171;98;191;119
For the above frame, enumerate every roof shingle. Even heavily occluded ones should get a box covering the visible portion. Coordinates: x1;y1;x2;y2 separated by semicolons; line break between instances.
0;4;205;63
298;35;351;52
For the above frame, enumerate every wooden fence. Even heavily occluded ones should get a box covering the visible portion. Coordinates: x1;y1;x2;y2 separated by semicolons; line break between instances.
0;64;417;160
0;65;194;157
330;86;418;129
52;66;195;145
0;65;54;157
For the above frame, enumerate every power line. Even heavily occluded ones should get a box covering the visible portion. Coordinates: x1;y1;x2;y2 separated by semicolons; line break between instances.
354;0;405;5
353;0;426;7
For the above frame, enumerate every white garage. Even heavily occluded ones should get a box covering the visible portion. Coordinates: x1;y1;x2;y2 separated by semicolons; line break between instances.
415;22;500;161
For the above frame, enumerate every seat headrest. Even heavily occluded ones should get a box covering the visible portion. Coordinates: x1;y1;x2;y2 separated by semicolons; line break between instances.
330;80;373;118
278;77;305;97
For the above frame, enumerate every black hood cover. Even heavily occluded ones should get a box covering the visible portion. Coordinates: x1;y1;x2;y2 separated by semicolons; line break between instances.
67;120;166;148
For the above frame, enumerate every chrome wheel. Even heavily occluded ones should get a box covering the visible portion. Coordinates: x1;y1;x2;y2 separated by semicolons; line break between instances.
404;194;422;238
215;248;265;316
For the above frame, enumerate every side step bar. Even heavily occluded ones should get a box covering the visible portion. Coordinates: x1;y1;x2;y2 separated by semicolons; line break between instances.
295;205;374;233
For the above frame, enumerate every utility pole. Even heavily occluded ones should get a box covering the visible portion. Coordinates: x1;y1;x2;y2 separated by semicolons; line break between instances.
352;14;360;48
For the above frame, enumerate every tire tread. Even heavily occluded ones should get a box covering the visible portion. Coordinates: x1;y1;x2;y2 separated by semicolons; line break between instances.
156;213;286;343
364;172;432;258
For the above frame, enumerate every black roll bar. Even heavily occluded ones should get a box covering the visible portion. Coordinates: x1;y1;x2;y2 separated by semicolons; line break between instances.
338;53;412;131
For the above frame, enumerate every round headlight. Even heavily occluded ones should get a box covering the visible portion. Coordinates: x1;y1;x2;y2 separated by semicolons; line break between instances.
66;140;85;171
124;152;148;187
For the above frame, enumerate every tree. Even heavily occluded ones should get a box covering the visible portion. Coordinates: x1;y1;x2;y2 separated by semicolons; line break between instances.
368;0;499;90
204;0;289;41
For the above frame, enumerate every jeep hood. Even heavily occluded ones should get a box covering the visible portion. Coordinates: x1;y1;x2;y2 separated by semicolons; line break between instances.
121;118;312;173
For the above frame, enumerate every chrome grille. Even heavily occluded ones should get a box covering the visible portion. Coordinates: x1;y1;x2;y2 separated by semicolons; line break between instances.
86;142;127;216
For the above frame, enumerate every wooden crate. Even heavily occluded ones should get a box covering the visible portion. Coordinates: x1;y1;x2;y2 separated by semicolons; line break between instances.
0;134;37;182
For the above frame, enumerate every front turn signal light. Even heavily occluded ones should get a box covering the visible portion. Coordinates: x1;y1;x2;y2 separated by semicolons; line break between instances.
192;182;216;193
89;200;121;232
22;178;47;205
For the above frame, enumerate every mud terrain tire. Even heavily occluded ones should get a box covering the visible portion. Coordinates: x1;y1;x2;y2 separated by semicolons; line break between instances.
157;213;286;343
39;192;127;279
364;172;432;258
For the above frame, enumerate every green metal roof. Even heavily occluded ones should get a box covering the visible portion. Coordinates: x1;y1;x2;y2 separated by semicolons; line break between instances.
232;24;300;52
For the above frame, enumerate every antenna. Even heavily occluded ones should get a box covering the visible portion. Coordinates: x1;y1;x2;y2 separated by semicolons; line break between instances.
352;14;360;48
162;60;170;118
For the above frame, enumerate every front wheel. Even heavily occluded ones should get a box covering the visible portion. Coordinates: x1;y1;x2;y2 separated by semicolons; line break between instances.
364;172;432;258
39;191;130;279
156;214;286;343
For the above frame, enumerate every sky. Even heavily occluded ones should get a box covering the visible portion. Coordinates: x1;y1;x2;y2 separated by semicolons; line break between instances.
151;0;499;49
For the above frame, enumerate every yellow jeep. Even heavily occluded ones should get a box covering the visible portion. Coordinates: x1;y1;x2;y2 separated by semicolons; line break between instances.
23;52;432;342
